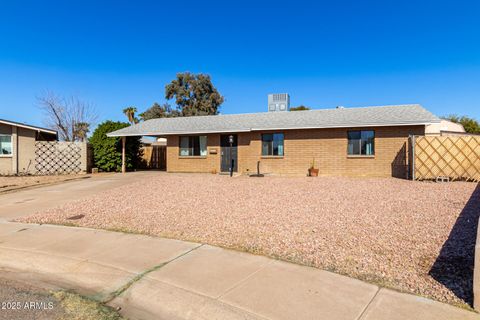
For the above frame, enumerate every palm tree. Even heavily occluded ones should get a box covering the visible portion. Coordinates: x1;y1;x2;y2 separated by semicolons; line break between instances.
123;106;138;124
74;122;90;142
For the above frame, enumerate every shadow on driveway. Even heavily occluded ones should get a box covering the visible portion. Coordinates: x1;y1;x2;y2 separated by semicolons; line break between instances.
429;183;480;306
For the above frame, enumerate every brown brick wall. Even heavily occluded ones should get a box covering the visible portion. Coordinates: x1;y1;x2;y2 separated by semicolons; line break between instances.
167;134;222;173
166;125;425;177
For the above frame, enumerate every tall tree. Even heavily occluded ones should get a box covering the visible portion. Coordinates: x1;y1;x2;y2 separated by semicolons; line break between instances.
139;102;180;121
290;105;311;111
123;106;138;124
37;91;97;141
442;114;480;134
165;72;224;116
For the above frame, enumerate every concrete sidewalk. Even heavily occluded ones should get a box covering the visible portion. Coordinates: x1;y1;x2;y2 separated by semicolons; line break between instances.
0;222;477;320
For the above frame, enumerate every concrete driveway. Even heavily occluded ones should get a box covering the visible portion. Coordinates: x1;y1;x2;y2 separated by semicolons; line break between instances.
0;171;158;221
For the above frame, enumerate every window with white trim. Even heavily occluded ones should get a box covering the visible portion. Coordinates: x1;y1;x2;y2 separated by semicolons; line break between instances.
0;135;12;155
179;136;207;156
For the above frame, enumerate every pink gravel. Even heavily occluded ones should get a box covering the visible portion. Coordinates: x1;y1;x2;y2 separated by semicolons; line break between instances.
18;173;480;308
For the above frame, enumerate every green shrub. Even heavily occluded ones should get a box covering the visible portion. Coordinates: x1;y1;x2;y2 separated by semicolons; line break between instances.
89;121;141;172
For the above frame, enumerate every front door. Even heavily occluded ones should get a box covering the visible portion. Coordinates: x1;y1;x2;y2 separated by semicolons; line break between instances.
221;134;238;172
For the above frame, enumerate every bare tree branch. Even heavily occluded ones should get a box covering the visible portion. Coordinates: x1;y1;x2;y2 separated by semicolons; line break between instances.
37;91;98;141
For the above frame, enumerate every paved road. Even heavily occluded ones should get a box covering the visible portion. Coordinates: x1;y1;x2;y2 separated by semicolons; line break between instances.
0;275;65;320
0;171;158;221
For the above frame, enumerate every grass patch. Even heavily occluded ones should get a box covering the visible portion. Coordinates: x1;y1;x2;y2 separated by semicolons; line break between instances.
52;291;124;320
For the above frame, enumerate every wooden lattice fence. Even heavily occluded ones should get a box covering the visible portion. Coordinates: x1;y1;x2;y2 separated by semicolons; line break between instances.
140;145;166;170
413;135;480;181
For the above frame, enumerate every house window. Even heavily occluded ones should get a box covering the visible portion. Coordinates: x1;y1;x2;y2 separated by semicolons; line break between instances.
347;130;374;155
0;135;12;155
262;133;284;156
179;136;207;156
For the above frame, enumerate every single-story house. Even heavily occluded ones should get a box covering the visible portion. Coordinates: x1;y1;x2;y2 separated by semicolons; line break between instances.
0;119;57;175
107;103;447;177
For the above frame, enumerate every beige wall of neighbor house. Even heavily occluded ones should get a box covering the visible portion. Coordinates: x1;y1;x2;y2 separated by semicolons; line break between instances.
0;123;14;175
165;125;425;177
1;123;39;175
425;120;465;135
17;127;37;173
0;122;57;175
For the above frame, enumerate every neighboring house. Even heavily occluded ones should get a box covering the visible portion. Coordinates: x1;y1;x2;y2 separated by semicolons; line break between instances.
140;136;167;146
0;119;57;175
107;100;442;177
425;119;466;136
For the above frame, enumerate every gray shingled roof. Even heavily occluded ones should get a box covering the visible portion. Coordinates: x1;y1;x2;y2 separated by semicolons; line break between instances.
107;104;440;137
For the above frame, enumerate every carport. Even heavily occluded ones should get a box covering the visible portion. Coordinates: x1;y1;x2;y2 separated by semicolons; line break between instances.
116;135;167;173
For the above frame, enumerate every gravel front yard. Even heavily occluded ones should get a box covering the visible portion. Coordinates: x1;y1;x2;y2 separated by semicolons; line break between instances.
19;174;480;308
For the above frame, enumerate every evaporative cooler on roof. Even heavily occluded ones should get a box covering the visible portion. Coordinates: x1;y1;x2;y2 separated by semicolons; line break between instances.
268;93;290;112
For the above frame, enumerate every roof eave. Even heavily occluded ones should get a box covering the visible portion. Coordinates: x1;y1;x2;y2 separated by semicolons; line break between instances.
106;121;438;137
107;128;252;137
0;119;58;135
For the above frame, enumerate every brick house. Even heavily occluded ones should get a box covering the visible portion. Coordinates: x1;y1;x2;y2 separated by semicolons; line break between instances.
107;103;442;178
0;119;57;175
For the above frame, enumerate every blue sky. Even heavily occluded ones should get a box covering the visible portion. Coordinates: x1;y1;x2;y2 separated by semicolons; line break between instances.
0;0;479;128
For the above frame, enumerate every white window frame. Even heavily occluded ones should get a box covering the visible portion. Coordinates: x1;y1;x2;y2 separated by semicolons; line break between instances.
179;135;207;157
0;134;13;158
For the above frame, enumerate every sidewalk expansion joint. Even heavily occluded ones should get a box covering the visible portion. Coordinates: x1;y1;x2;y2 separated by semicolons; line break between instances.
103;243;204;303
355;286;380;320
217;260;273;300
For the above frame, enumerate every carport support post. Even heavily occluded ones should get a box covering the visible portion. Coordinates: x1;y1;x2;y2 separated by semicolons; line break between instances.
121;136;126;174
